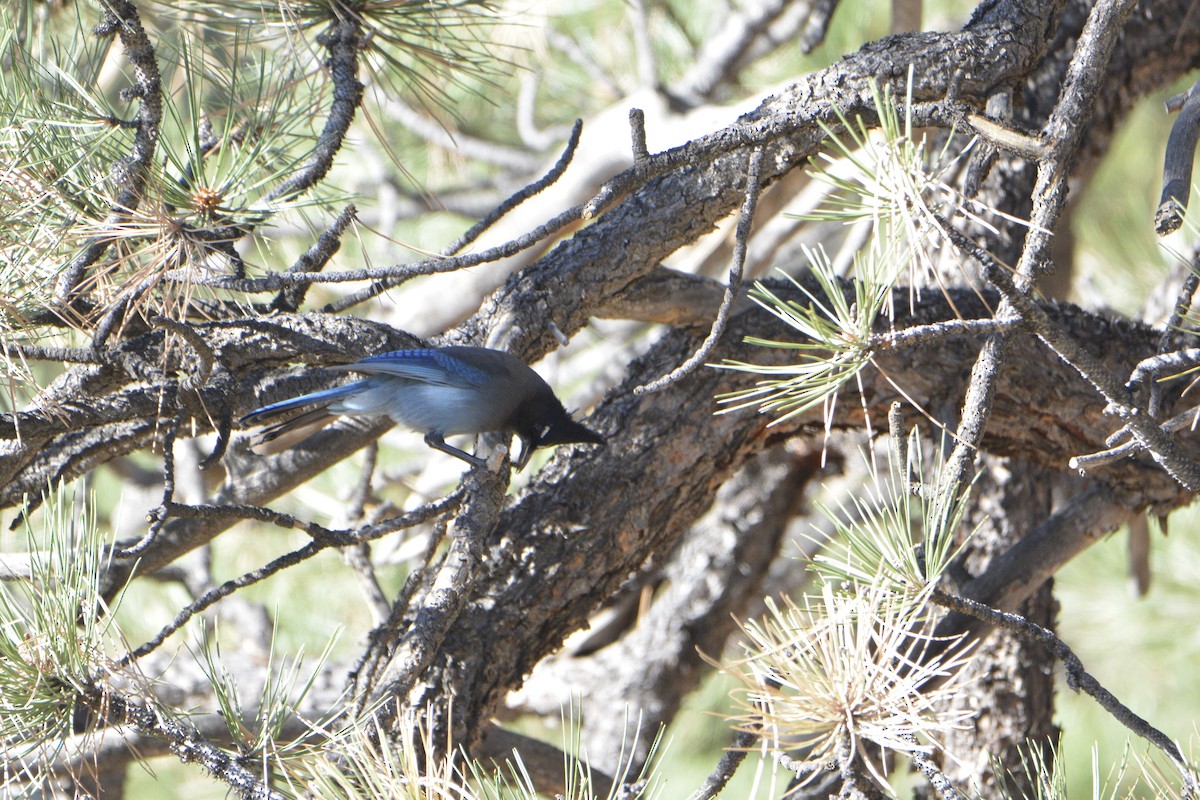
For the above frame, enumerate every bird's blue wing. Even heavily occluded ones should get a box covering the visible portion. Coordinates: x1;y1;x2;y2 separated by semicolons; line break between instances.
335;349;489;388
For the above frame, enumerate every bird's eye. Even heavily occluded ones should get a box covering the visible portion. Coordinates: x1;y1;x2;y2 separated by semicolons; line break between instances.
538;424;552;440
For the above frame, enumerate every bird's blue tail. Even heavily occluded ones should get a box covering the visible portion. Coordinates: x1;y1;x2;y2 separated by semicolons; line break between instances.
241;382;370;449
240;382;363;425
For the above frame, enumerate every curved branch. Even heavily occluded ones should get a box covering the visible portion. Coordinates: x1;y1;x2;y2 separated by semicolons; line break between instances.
54;0;163;304
263;20;364;205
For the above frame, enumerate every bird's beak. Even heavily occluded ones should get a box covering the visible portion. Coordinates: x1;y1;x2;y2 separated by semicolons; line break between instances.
541;418;604;447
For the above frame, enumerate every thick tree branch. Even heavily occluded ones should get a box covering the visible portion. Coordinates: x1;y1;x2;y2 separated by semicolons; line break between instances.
511;445;820;769
4;281;1192;585
380;286;1192;752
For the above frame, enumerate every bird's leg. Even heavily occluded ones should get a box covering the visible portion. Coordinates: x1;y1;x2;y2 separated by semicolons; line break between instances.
423;433;486;468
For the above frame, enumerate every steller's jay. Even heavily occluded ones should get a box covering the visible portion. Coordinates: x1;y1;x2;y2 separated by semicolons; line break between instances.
240;346;603;469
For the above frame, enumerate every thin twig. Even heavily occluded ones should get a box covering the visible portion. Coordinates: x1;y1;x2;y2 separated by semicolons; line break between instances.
263;21;363;205
91;289;136;350
1156;78;1200;236
199;404;233;471
346;441;377;523
155;501;338;539
634;147;766;394
272;203;358;312
834;730;884;799
343;443;390;624
774;750;833;781
1128;348;1200;392
1012;0;1142;290
120;492;461;664
932;589;1199;799
964;113;1047;160
901;734;963;800
1157;266;1200;355
79;682;284;800
120;539;322;664
1149;263;1200;416
888;401;913;496
1070;403;1200;471
630;108;650;164
0;343;103;364
199;207;584;294
323;120;584;314
936;329;1009;494
446;119;584;258
113;409;180;558
871;318;1018;350
687;729;760;800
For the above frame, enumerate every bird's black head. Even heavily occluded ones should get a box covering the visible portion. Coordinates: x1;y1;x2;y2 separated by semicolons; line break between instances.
535;414;605;448
515;391;604;451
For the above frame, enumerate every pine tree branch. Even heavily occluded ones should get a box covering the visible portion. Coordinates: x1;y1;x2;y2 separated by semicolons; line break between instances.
262;21;363;206
931;589;1199;799
78;682;285;800
54;0;163;305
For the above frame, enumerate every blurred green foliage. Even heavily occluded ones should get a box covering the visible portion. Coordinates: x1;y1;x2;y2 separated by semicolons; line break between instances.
1057;508;1200;798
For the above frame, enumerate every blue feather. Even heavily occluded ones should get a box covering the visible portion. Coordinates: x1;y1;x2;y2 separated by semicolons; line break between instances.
337;349;489;388
239;382;366;424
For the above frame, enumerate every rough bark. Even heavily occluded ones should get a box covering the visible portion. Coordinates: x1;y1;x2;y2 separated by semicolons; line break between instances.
4;0;1200;791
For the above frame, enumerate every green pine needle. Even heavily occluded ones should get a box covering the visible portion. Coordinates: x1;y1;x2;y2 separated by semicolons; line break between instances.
715;244;889;425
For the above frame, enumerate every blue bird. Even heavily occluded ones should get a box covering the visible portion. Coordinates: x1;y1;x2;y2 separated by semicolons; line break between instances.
240;346;603;469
